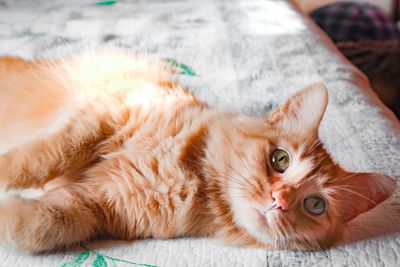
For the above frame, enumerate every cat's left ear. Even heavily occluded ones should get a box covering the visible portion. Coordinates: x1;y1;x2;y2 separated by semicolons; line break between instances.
339;172;396;223
270;82;328;139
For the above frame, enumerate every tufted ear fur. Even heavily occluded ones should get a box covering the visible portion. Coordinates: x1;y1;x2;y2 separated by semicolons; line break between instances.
338;172;396;223
270;82;328;139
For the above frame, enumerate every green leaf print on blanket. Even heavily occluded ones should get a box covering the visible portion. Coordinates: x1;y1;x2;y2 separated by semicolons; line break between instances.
61;251;90;267
60;249;156;267
162;58;197;76
95;1;116;6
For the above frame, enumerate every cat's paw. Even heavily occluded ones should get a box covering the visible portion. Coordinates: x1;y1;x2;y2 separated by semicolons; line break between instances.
0;188;44;202
0;189;10;202
0;154;15;190
0;179;6;191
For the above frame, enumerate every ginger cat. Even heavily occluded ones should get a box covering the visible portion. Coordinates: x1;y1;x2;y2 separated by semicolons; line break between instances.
0;50;395;253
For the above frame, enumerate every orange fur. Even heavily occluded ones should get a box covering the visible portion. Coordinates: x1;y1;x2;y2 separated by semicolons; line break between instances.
0;50;396;253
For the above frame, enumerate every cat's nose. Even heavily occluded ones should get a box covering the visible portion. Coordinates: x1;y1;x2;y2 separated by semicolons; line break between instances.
270;186;295;211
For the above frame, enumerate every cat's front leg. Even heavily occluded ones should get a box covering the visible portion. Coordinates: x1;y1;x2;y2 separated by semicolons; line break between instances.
0;150;46;190
0;113;114;190
0;138;72;190
0;184;101;252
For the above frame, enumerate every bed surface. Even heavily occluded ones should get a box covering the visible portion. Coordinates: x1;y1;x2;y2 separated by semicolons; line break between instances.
0;0;399;266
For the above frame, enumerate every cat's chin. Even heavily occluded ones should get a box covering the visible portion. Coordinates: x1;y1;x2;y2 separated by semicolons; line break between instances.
255;208;299;248
238;207;276;245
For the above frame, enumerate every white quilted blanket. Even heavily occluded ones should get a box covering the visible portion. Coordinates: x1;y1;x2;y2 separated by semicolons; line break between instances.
0;0;399;266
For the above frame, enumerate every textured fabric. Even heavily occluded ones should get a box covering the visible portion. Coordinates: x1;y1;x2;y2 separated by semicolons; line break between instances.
310;2;400;118
0;0;399;266
337;40;400;117
310;2;400;42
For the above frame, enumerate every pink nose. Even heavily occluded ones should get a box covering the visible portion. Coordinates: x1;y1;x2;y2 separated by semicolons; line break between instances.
270;187;295;211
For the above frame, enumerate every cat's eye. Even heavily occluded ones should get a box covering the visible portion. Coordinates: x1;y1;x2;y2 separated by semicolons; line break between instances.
303;195;326;215
270;148;290;173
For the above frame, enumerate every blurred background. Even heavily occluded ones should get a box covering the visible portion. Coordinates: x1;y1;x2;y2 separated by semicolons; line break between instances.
295;0;400;118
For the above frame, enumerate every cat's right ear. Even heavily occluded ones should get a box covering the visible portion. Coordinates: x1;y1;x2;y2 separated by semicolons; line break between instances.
338;172;396;223
269;83;328;140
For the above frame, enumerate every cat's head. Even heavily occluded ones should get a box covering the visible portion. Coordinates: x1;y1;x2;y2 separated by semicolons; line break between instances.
206;83;396;250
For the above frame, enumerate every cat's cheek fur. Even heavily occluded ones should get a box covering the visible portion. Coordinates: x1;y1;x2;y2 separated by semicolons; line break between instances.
228;187;273;245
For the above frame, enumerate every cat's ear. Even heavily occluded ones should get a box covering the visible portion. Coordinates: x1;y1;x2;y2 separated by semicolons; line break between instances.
339;172;396;223
270;83;328;139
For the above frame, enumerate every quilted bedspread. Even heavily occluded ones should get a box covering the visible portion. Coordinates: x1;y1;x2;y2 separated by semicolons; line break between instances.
0;0;399;266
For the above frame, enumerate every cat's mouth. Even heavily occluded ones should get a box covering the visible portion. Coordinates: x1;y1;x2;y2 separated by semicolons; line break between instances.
254;203;282;220
255;208;267;223
255;206;283;228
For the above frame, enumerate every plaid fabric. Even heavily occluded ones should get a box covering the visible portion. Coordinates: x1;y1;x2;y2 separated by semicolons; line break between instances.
339;40;400;117
310;2;400;118
310;2;400;42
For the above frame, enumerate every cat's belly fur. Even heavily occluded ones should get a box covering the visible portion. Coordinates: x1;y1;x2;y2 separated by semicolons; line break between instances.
87;152;203;239
0;54;216;244
1;99;213;240
83;104;212;239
